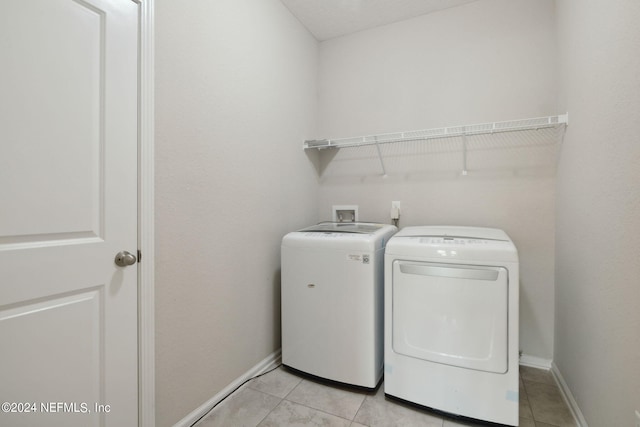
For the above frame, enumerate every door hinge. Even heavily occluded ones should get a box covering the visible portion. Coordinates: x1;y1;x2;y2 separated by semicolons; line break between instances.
137;250;142;263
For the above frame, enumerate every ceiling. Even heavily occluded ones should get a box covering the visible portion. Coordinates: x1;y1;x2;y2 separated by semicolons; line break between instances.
280;0;478;41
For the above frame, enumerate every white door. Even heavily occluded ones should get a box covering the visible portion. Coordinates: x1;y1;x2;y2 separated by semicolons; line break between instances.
0;0;139;426
392;261;508;373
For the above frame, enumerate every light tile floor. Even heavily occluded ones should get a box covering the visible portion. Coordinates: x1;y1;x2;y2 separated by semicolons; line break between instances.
194;365;576;427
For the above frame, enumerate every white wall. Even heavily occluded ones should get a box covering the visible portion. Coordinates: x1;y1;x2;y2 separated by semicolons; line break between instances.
152;1;640;423
316;0;558;360
555;1;640;425
154;0;318;424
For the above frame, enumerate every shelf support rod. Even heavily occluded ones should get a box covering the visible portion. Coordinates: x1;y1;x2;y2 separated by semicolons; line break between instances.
462;130;468;176
374;137;387;177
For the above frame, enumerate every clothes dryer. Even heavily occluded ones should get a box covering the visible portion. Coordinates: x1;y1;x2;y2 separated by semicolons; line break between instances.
384;226;519;425
282;222;397;388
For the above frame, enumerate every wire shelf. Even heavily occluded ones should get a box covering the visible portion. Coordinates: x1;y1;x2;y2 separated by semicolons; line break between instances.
303;114;568;150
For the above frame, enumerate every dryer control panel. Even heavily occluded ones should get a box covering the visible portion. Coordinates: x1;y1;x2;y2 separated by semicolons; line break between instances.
419;237;494;245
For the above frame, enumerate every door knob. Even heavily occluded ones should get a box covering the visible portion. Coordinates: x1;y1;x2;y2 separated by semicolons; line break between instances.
114;251;137;267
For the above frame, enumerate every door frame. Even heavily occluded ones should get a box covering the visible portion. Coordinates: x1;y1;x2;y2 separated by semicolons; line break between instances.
139;0;155;426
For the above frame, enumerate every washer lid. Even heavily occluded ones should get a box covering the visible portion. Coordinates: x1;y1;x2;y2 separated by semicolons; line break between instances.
283;222;397;251
394;226;510;241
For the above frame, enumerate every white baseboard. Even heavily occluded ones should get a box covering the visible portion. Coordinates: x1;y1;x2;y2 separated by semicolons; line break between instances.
173;349;282;427
551;362;588;427
519;353;552;370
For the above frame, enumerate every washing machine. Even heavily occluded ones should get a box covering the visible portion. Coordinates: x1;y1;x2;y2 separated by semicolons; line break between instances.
384;226;519;426
281;222;397;388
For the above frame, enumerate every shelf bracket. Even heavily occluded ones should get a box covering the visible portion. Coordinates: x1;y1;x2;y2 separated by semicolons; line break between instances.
462;131;468;176
374;137;387;177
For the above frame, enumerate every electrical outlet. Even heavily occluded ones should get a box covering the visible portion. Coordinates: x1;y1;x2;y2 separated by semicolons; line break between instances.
391;201;401;220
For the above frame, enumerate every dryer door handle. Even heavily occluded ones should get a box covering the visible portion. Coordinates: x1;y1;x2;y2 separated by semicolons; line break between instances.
399;263;500;281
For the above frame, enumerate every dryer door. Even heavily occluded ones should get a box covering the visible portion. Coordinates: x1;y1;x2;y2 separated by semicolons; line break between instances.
392;261;508;373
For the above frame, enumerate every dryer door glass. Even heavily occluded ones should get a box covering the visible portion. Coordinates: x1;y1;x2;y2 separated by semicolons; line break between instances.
392;261;508;373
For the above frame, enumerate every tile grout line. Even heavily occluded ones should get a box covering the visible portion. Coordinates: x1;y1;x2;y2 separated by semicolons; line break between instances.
253;397;285;427
257;374;358;424
248;367;303;426
282;376;304;400
281;377;367;424
282;397;357;424
521;378;568;427
350;388;373;424
240;368;286;427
